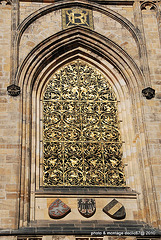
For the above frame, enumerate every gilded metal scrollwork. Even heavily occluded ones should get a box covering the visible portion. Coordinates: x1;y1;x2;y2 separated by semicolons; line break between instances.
43;61;125;186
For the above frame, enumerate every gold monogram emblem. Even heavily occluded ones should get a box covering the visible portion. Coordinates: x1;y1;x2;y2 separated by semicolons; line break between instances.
62;8;93;29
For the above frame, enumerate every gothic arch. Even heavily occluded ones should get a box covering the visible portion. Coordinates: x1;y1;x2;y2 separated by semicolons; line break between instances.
17;27;158;227
17;0;140;46
13;0;151;88
17;27;145;89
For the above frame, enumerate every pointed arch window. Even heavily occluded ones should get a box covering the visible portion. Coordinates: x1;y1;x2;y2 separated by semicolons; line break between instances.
43;60;125;186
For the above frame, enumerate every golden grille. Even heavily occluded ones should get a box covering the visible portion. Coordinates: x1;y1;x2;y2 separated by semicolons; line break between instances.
43;60;125;186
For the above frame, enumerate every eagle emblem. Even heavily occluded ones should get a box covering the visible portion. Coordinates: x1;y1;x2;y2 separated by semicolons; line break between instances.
78;198;96;218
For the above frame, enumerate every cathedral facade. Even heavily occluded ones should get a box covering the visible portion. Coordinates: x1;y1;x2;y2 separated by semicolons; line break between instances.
0;0;161;239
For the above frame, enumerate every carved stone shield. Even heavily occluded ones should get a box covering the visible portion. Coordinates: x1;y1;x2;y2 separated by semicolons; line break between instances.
78;198;96;218
103;199;126;220
48;198;71;219
7;84;21;96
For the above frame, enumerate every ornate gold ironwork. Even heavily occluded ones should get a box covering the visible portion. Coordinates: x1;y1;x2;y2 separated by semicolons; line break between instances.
62;8;93;30
43;61;125;186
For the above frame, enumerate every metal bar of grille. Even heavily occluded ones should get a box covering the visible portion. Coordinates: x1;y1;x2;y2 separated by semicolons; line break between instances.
42;60;125;187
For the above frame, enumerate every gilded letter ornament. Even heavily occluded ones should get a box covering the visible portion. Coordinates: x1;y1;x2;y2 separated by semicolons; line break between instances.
62;8;93;29
43;60;125;186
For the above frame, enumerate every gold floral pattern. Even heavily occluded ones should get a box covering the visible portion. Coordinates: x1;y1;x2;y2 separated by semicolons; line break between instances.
43;61;125;186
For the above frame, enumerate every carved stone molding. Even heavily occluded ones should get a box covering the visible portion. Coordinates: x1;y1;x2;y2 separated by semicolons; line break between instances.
141;1;157;11
7;84;21;96
142;87;155;99
0;0;12;5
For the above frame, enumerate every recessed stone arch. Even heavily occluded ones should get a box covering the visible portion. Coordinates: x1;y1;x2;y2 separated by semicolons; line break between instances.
10;0;152;91
17;0;140;45
17;27;145;89
17;27;158;228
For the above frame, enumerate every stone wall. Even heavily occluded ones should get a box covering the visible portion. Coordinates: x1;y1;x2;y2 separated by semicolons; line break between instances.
0;0;161;237
0;2;20;229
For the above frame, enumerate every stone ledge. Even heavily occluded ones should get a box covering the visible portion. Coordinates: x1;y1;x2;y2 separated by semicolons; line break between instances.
0;221;160;237
36;186;137;197
19;0;134;5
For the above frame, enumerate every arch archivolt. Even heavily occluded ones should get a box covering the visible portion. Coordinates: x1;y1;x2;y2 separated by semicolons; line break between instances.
16;0;149;84
17;0;139;44
17;27;144;89
17;26;157;227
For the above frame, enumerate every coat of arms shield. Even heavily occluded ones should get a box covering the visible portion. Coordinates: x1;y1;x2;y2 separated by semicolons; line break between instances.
78;198;96;218
48;198;71;219
103;198;126;220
